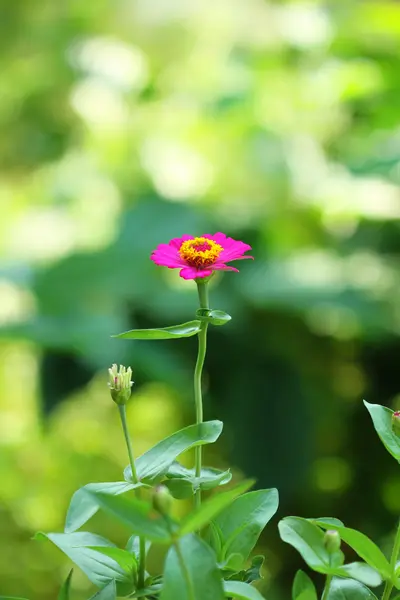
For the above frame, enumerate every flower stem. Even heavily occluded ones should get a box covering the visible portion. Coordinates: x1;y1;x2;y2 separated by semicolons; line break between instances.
118;405;146;590
321;575;332;600
382;519;400;600
194;280;209;509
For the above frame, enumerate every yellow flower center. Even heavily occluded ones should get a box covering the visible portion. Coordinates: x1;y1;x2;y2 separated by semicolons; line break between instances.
179;237;223;268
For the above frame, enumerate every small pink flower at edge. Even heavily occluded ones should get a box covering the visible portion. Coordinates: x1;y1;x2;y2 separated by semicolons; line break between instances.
150;233;254;280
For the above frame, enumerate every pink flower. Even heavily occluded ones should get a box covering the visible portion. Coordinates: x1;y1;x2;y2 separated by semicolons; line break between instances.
150;233;253;280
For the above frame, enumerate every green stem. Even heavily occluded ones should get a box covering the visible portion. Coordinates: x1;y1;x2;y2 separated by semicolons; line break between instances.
118;405;146;590
175;540;196;600
321;575;332;600
382;520;400;600
194;281;209;509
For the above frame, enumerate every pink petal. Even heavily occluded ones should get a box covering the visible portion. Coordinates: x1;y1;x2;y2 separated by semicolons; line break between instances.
179;267;213;280
211;264;239;273
168;234;194;250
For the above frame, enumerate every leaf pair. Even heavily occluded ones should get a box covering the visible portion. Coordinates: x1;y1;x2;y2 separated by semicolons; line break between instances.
65;420;223;533
279;517;384;587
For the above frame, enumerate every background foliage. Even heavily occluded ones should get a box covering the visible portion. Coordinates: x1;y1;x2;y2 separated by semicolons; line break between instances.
1;0;400;598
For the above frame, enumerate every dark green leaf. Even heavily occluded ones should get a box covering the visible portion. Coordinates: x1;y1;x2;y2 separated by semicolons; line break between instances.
35;532;134;595
327;578;378;599
164;478;194;499
84;491;172;543
196;309;232;326
179;480;254;535
160;534;224;600
223;581;266;599
113;321;201;340
364;401;400;462
211;489;279;561
312;519;391;578
244;556;265;584
292;570;318;600
65;482;141;533
87;580;117;600
58;569;73;600
124;421;223;483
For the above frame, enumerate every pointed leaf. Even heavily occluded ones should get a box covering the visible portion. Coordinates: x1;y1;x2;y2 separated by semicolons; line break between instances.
327;578;378;599
312;519;391;578
87;580;117;600
86;547;137;577
35;532;134;595
130;586;162;598
196;309;232;326
58;569;73;600
84;491;172;543
223;581;266;599
65;482;141;533
179;480;254;536
166;462;232;490
334;563;382;587
160;534;224;600
364;401;400;462
245;556;265;584
292;570;318;600
113;321;201;340
124;421;223;483
211;489;279;561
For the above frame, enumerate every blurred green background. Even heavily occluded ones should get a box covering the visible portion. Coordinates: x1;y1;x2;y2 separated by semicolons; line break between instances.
1;0;400;598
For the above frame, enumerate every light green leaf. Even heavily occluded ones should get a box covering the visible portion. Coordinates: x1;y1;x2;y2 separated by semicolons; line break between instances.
223;581;266;599
278;518;344;572
292;570;318;600
125;421;223;483
84;491;172;543
179;480;254;536
196;309;232;326
364;401;400;462
129;585;162;598
87;580;117;600
113;320;201;340
327;578;378;599
334;563;382;587
58;569;73;600
35;532;134;595
312;519;391;578
65;482;141;533
212;489;279;561
160;534;224;600
164;478;194;499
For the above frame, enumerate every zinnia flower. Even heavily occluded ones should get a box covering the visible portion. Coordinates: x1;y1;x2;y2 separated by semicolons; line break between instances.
150;233;253;280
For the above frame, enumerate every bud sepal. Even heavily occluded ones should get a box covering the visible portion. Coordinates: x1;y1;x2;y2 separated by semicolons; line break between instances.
108;364;133;406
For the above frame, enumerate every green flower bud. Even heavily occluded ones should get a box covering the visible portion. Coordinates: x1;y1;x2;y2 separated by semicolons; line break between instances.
392;411;400;437
324;530;341;554
108;364;133;406
152;485;173;516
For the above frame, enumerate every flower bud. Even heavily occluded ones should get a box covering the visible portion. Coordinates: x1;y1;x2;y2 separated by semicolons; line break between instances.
108;364;133;406
392;411;400;437
152;485;173;516
324;530;341;554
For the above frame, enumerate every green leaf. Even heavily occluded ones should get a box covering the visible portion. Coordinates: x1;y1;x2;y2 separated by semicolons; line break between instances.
113;320;202;340
58;569;73;600
35;532;135;595
125;535;151;562
129;586;162;598
364;401;400;462
211;489;279;561
0;597;30;599
86;546;137;578
278;518;344;572
244;556;265;584
179;480;254;536
327;578;378;599
164;478;194;499
87;580;117;600
292;570;318;600
223;581;266;599
196;309;232;326
83;491;172;543
166;462;232;493
125;421;223;483
334;563;382;587
65;482;142;533
160;534;224;600
312;519;391;578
